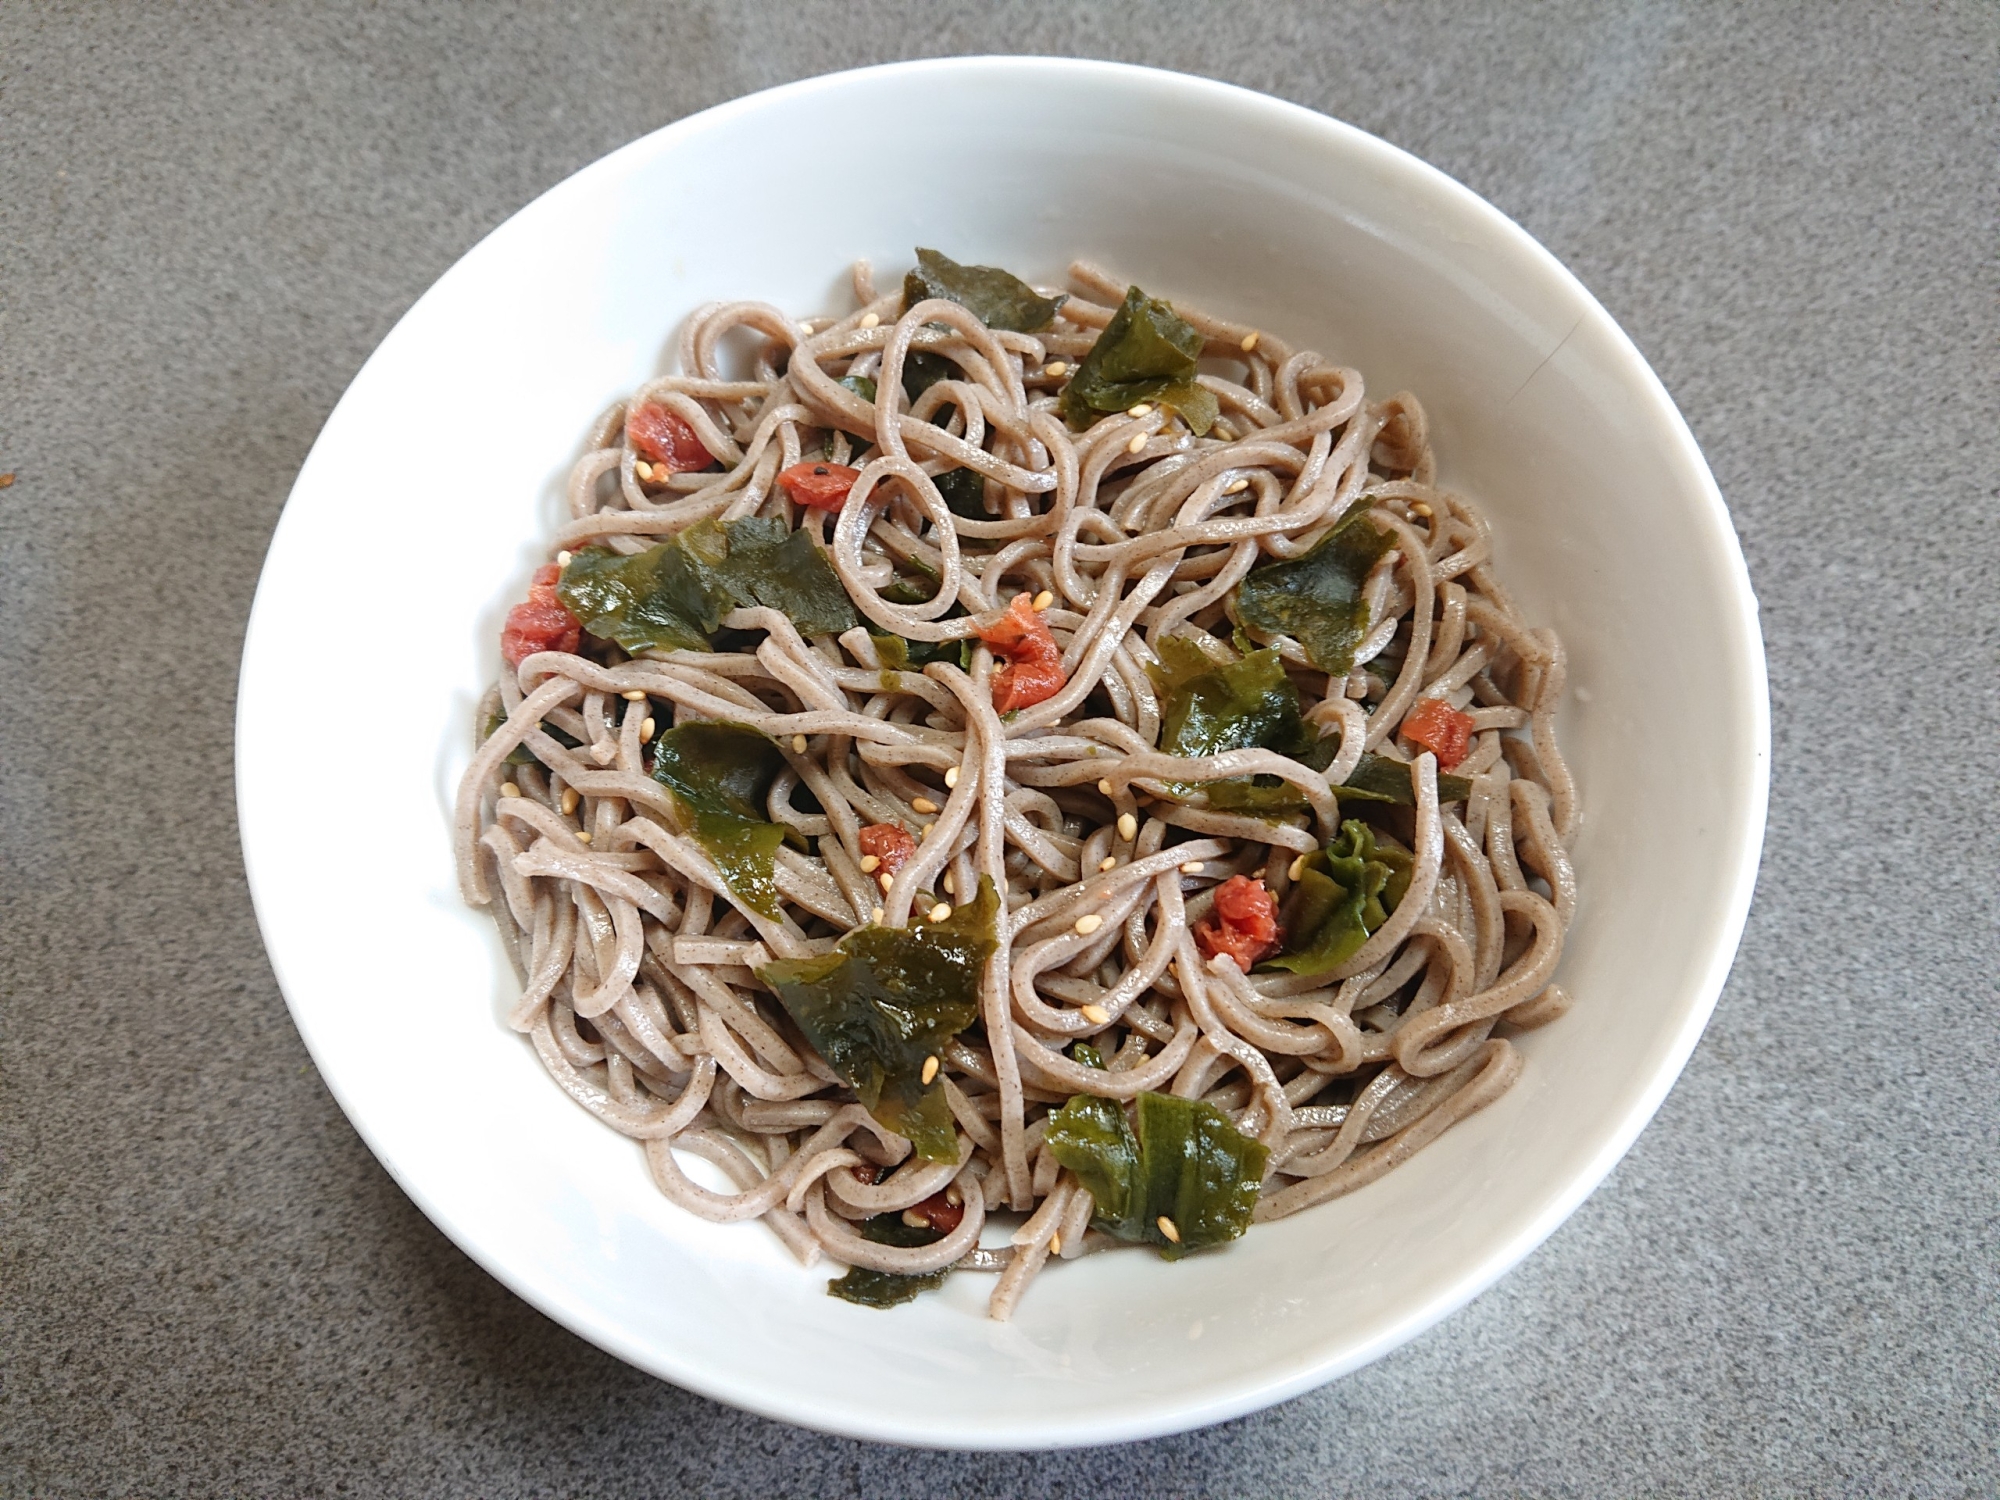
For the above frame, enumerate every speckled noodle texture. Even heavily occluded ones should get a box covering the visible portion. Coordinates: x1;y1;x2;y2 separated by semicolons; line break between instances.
2;2;1995;1495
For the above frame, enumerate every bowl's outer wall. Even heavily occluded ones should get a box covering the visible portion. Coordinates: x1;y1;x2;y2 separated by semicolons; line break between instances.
238;59;1767;1448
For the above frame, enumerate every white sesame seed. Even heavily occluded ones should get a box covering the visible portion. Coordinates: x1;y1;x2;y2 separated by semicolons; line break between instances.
499;782;521;798
860;311;881;329
555;550;572;566
943;872;956;895
1032;590;1054;611
1043;360;1067;377
1157;1214;1181;1243
1117;813;1138;842
559;788;580;815
1050;1231;1062;1256
575;830;592;845
1080;1003;1110;1025
793;734;808;753
921;1054;940;1085
1126;432;1147;455
944;766;960;788
860;854;880;874
1127;403;1152;418
621;689;648;701
879;872;894;894
1074;914;1103;936
798;320;815;334
1289;855;1307;880
634;459;654;481
1097;778;1114;796
1099;856;1118;872
1208;951;1237;974
1239;331;1260;353
871;905;885;924
1180;860;1204;874
911;797;940;815
930;902;952;923
640;716;656;742
1224;478;1250;495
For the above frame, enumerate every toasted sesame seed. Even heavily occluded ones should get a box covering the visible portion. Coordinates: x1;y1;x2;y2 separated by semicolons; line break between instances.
1043;360;1067;378
944;766;960;788
1032;589;1054;611
1224;477;1250;495
871;905;885;923
1127;403;1152;418
902;1209;928;1228
859;854;880;874
1080;1003;1110;1025
1074;914;1103;936
1289;855;1307;880
945;1183;963;1206
1099;855;1119;872
575;831;592;845
560;788;580;815
930;902;952;923
860;311;881;329
634;459;654;481
1097;778;1114;796
920;1054;940;1085
1180;860;1204;874
879;871;894;894
556;550;572;566
621;689;648;701
1411;501;1434;518
1126;432;1147;455
1117;813;1138;841
943;872;956;894
639;716;655;742
1050;1231;1062;1255
500;782;521;798
1239;331;1260;353
793;734;808;753
921;823;934;837
911;797;940;815
1157;1214;1182;1243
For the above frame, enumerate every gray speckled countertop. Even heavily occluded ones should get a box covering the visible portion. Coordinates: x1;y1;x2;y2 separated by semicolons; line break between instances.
4;3;1996;1494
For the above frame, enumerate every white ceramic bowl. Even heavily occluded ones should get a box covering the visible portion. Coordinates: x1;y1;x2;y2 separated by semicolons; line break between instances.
237;58;1767;1448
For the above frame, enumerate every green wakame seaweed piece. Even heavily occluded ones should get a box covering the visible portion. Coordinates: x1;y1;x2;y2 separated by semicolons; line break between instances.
901;351;955;404
1261;819;1414;976
1337;751;1474;807
934;465;989;520
1059;285;1219;436
826;1213;953;1308
902;247;1066;333
1045;1091;1267;1260
555;516;854;656
649;721;789;918
1147;636;1324;815
1234;505;1397;678
759;878;1000;1163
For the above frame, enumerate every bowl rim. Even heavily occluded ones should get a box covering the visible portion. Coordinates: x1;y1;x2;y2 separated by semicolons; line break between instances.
238;53;1770;1448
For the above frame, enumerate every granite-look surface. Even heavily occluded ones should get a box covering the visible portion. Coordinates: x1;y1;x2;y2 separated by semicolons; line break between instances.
3;3;1995;1495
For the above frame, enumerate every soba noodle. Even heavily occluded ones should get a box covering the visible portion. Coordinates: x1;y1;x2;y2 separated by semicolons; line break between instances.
457;259;1577;1319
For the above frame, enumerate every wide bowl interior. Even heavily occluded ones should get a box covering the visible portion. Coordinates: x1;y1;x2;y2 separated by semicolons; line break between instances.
237;58;1766;1448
